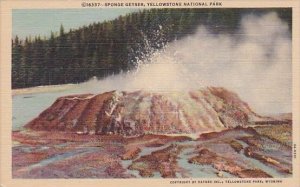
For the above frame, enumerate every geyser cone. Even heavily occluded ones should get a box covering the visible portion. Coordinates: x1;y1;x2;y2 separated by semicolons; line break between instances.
25;87;269;136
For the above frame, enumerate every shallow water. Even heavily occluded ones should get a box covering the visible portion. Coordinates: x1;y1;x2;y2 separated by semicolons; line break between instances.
236;140;290;177
138;143;171;159
12;85;85;131
177;147;219;178
151;171;162;178
176;140;237;178
23;147;99;172
121;143;173;178
120;159;141;178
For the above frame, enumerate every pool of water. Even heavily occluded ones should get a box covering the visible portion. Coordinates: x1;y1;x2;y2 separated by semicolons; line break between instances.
21;147;100;172
177;147;219;178
236;140;290;177
12;83;95;131
120;159;141;178
121;143;173;178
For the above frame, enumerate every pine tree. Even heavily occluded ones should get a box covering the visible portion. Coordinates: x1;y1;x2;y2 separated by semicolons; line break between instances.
11;8;292;88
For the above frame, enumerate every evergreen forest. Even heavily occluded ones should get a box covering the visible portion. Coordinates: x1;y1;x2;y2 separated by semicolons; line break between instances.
12;8;291;88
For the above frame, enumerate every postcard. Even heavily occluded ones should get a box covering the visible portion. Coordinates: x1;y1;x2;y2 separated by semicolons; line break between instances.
0;0;299;186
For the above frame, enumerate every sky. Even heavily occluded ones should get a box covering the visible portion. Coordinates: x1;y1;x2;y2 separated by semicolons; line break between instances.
13;9;137;39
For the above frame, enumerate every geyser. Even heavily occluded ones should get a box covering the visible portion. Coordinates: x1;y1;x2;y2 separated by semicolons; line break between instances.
77;12;291;114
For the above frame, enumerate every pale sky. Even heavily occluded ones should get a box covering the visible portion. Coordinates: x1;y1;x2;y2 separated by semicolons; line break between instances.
13;9;138;39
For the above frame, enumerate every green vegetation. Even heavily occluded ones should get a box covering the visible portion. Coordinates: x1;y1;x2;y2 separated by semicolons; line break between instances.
12;8;291;88
254;124;292;147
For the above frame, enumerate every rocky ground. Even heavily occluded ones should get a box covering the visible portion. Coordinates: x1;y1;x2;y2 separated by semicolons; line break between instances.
13;88;293;178
12;124;292;178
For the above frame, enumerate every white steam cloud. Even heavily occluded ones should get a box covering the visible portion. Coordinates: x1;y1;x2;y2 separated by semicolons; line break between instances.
79;12;292;115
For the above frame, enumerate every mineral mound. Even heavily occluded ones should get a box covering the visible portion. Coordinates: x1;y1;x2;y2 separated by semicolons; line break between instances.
26;87;273;135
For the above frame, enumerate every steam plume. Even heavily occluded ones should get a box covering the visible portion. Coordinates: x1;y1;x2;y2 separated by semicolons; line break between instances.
80;12;291;114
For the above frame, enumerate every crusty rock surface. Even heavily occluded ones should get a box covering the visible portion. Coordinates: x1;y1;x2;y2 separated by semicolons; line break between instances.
26;87;269;135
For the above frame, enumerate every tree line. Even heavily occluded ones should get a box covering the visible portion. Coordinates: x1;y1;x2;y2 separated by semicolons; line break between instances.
12;8;291;88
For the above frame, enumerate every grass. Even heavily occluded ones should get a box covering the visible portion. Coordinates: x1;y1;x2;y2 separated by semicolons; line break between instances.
254;124;292;147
